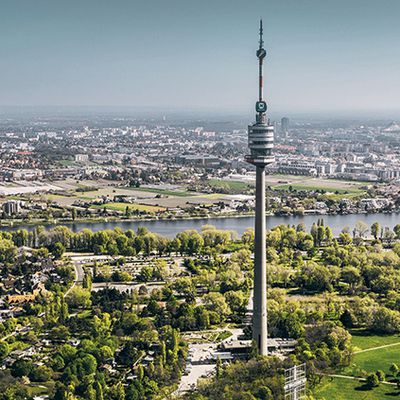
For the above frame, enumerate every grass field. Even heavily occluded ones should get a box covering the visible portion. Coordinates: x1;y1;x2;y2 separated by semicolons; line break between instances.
351;346;400;377
351;330;400;351
208;179;251;192
342;330;400;377
314;331;400;398
314;376;399;399
90;202;165;213
27;384;54;397
273;183;364;195
133;187;193;197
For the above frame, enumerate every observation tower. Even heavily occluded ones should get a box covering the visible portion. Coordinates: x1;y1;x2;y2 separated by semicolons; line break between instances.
245;19;274;356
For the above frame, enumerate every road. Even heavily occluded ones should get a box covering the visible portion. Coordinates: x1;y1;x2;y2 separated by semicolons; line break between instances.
64;256;85;297
176;343;218;393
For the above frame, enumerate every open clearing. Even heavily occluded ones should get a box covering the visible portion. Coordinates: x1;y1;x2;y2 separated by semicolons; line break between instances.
219;174;369;193
350;330;400;351
314;376;398;399
314;331;400;398
90;202;165;213
207;179;251;192
42;179;229;209
342;331;400;377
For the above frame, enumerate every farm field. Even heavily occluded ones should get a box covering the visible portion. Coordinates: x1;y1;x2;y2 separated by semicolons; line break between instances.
273;183;364;195
267;175;369;190
220;174;369;193
90;202;165;213
45;179;231;209
133;187;194;197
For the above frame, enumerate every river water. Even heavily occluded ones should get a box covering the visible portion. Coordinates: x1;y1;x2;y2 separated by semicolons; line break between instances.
2;213;400;237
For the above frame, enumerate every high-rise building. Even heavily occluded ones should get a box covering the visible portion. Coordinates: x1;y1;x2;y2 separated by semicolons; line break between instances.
3;200;23;216
281;117;290;133
245;20;274;356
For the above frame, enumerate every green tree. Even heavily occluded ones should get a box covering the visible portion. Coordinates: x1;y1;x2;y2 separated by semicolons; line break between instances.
216;356;222;379
83;270;92;290
59;297;69;323
376;370;385;382
355;221;369;238
316;226;326;246
94;381;104;400
325;226;333;244
29;365;52;382
371;307;400;334
390;363;399;377
66;287;92;309
371;222;381;240
203;292;231;322
138;265;153;282
52;241;66;259
366;373;380;388
11;359;33;378
341;266;361;292
0;342;10;360
394;224;400;239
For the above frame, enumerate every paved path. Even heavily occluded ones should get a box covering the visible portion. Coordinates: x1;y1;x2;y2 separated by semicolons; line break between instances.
355;341;400;354
64;257;84;298
320;373;397;386
1;324;31;342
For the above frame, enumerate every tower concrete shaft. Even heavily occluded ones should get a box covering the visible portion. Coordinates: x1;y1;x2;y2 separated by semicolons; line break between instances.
253;165;268;355
245;19;274;356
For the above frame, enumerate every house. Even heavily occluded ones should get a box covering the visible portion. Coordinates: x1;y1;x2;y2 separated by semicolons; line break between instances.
7;283;47;304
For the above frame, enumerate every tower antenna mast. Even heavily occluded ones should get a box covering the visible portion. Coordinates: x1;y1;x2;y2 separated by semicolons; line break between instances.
258;19;264;102
256;19;267;122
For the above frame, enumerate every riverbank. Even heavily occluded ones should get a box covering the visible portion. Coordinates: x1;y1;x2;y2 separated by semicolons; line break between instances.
0;212;256;229
1;211;400;237
2;208;398;230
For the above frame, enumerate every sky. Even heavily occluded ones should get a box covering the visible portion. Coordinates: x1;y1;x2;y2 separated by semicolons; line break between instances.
1;0;400;115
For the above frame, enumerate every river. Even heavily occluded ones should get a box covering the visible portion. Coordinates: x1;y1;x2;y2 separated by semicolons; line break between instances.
2;213;400;237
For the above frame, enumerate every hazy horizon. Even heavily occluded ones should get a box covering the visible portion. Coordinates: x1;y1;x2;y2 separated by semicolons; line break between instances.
2;0;400;114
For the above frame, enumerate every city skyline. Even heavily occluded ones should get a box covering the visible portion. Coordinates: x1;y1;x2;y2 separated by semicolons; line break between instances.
1;0;400;114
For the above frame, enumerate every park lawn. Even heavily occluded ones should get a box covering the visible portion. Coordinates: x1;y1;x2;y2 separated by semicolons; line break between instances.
351;345;400;376
313;376;398;399
207;179;251;191
90;202;165;213
26;382;55;397
350;330;400;351
45;193;76;201
338;331;400;377
59;159;77;167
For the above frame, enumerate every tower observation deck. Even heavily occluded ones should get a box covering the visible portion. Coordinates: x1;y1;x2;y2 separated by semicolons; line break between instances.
246;20;274;356
245;19;274;167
